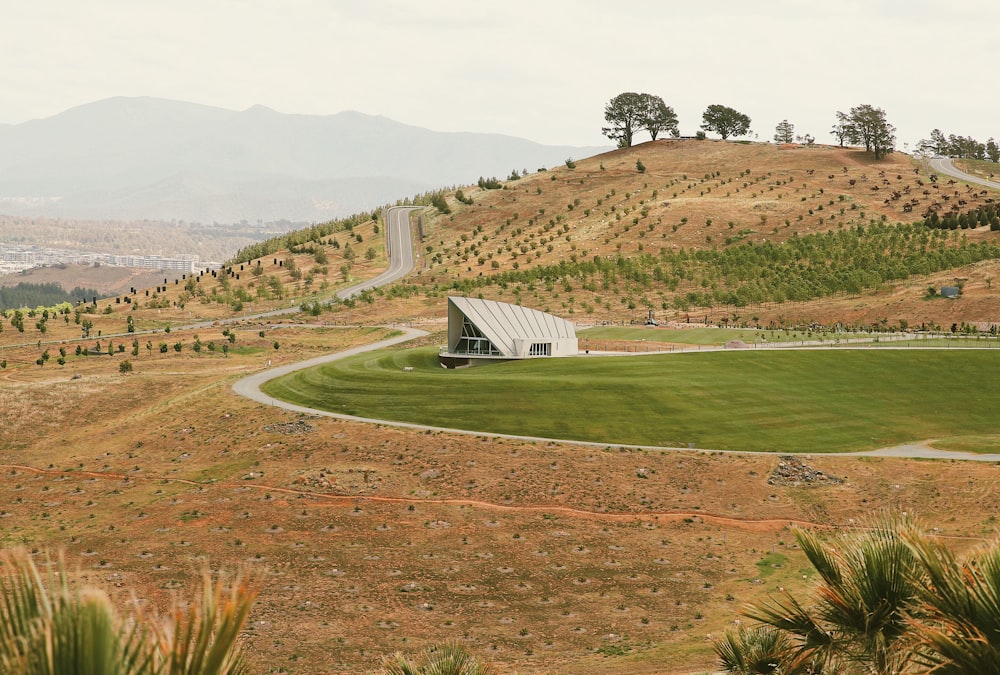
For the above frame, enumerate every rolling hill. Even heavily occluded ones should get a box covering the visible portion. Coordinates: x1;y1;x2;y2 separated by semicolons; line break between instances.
247;139;999;330
2;138;1000;674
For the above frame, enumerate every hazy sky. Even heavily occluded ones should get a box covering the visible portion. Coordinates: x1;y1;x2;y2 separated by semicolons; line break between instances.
3;1;998;150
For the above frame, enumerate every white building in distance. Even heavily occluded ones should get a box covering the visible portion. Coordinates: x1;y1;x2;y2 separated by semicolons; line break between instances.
440;296;578;368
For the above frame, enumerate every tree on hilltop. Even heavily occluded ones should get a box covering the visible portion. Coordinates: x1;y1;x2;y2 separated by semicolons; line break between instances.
830;110;854;147
919;129;996;161
919;128;948;155
602;92;645;148
641;95;679;141
602;92;678;147
840;104;896;159
700;104;751;140
773;119;795;144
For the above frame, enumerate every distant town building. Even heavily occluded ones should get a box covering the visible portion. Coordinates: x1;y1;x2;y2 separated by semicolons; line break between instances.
0;244;220;276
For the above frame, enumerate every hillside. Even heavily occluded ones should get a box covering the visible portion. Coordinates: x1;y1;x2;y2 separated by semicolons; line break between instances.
308;140;1000;330
0;264;181;299
1;140;1000;674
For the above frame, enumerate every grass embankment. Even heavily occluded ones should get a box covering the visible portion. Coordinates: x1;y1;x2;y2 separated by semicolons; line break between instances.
261;348;1000;453
580;326;1000;349
580;326;890;345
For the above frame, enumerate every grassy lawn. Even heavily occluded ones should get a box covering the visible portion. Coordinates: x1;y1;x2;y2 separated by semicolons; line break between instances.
261;348;1000;453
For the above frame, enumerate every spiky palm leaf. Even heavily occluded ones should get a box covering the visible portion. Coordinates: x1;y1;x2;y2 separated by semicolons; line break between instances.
0;548;255;675
0;550;153;675
714;625;810;674
743;514;920;675
906;531;1000;674
155;570;258;675
377;642;497;675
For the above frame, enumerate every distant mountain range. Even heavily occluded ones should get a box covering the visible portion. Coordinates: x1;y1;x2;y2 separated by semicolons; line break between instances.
0;97;608;224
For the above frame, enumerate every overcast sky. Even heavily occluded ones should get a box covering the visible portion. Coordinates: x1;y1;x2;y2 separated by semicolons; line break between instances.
3;1;998;151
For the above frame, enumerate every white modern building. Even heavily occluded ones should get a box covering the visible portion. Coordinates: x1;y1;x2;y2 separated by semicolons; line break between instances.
440;296;578;368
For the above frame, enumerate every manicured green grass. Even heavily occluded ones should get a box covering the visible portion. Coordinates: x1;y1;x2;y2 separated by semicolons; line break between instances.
932;435;1000;454
261;347;1000;453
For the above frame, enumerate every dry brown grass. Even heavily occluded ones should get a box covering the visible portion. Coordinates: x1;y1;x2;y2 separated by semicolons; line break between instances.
328;141;1000;330
4;320;1000;672
3;142;1000;673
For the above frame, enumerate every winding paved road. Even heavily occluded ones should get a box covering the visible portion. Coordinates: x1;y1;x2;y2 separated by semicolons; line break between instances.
929;156;1000;191
213;204;421;322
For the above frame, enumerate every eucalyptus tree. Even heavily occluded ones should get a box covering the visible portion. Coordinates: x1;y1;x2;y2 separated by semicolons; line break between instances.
602;92;678;147
641;95;679;141
701;104;752;140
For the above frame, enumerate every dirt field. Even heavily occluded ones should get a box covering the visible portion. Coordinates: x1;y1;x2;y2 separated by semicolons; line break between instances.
3;318;1000;673
3;143;1000;673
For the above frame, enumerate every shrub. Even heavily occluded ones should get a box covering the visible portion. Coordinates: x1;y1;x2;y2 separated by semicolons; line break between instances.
477;176;503;189
430;193;450;214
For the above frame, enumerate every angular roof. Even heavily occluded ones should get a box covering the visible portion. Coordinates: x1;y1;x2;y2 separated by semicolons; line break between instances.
448;296;575;355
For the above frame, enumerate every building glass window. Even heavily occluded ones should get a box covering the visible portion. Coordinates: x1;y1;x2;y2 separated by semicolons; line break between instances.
529;343;550;356
454;316;501;355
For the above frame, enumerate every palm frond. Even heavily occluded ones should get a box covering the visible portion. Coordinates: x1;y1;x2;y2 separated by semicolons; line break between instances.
0;549;156;675
376;642;496;675
0;548;255;675
906;530;1000;673
713;625;801;674
156;570;257;675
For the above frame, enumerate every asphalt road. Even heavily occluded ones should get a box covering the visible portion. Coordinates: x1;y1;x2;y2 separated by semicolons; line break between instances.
231;204;428;407
928;156;1000;190
167;205;420;331
231;325;429;406
335;205;419;299
0;206;423;350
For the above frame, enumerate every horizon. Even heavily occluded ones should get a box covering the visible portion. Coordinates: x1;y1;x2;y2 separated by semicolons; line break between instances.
3;1;999;150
